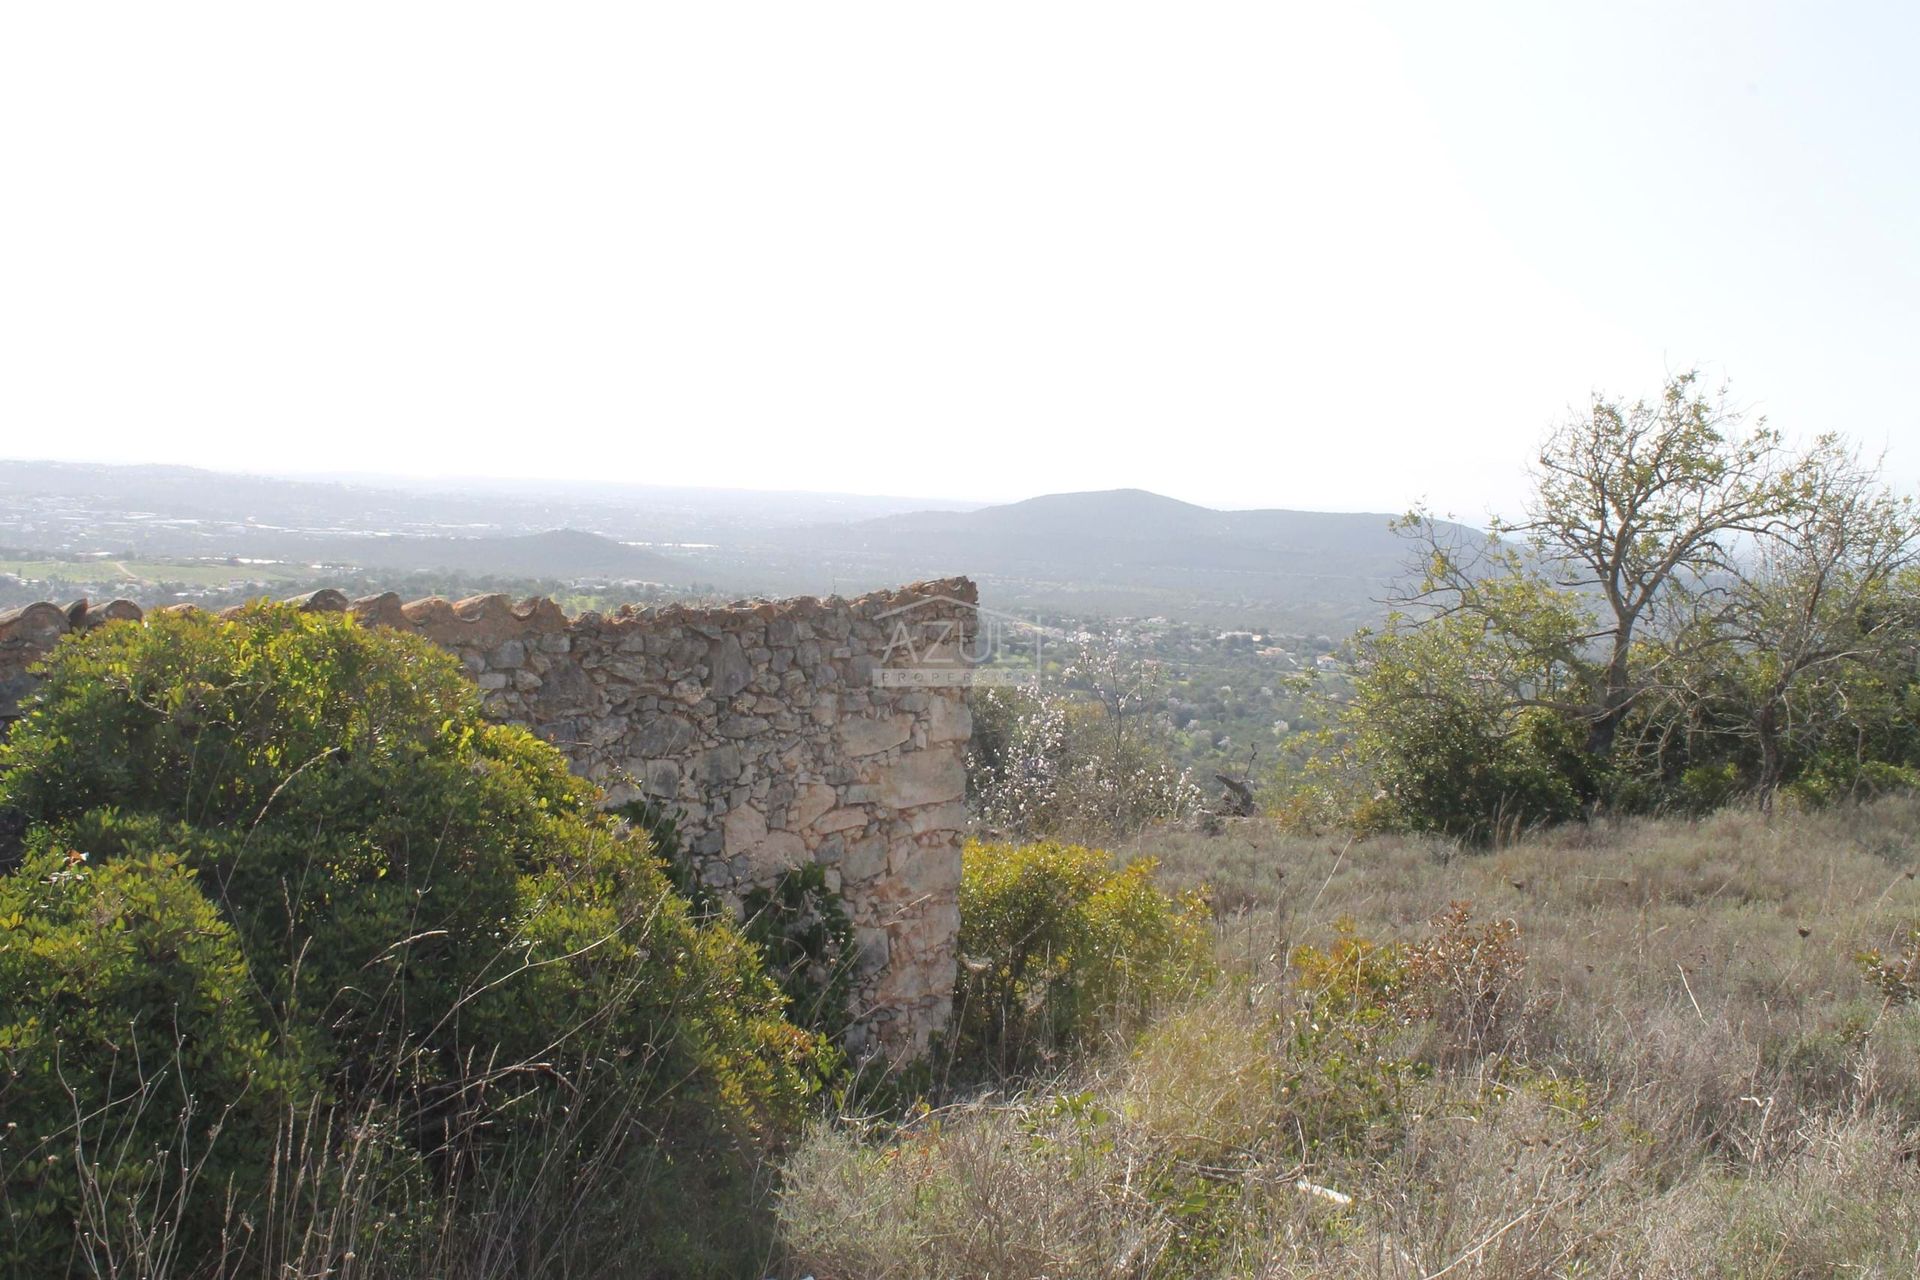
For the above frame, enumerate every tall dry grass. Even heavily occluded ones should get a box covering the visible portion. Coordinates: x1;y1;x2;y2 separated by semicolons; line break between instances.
777;796;1920;1278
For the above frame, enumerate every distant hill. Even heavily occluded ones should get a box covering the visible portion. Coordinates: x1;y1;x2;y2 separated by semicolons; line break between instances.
786;488;1480;628
0;461;1485;629
849;488;1428;568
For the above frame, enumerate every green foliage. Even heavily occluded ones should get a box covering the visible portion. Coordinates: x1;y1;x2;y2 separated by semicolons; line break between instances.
742;862;858;1040
611;794;717;916
0;604;828;1276
1313;596;1602;840
955;839;1214;1070
1785;758;1920;812
1677;760;1743;814
1294;374;1920;837
0;843;295;1270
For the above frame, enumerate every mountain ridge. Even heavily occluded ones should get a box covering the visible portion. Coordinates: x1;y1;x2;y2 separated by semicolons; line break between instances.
1;460;1480;627
767;487;1480;628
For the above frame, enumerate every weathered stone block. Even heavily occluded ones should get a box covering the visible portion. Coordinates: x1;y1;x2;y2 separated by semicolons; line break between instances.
907;800;969;836
633;716;696;756
708;634;751;698
877;751;966;810
700;744;744;784
813;806;869;835
843;836;889;882
839;715;912;757
790;782;838;830
926;695;973;743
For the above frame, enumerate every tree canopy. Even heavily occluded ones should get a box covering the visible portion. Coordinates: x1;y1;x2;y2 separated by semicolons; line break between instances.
1304;371;1920;836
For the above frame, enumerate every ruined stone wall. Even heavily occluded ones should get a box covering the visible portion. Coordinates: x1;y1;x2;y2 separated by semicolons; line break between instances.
0;579;978;1058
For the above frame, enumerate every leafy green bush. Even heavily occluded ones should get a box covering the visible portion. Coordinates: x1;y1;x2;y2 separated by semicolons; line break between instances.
0;604;828;1277
1785;758;1920;811
0;843;298;1270
955;839;1213;1070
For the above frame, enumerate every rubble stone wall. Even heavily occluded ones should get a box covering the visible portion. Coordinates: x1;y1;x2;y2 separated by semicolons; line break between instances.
0;578;978;1058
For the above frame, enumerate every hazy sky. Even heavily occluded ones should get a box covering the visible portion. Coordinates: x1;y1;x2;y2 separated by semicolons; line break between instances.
4;2;1915;521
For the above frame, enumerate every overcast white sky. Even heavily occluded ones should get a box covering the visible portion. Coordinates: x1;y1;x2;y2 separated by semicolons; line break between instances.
3;2;1915;521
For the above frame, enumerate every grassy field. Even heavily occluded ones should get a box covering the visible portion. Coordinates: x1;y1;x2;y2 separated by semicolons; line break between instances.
779;798;1920;1278
0;557;307;589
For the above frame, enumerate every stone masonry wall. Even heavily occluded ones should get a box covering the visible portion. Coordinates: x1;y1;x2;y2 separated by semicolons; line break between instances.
0;578;978;1058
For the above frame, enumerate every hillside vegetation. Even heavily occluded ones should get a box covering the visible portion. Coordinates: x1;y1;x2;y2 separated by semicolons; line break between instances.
779;372;1920;1278
5;372;1919;1278
1273;372;1920;839
11;583;1913;1280
782;800;1920;1278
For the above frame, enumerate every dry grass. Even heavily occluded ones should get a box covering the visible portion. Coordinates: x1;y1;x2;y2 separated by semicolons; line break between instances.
777;796;1920;1278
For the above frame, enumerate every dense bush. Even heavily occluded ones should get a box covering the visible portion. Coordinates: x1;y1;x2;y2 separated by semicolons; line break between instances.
954;838;1213;1071
0;605;828;1278
0;845;293;1272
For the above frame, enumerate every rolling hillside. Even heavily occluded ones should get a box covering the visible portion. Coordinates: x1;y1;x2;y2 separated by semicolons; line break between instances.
2;461;1485;628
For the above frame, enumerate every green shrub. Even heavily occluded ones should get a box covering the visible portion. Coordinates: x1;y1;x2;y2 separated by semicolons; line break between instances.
1785;758;1920;811
0;843;298;1271
0;605;828;1277
1677;760;1743;814
955;839;1213;1070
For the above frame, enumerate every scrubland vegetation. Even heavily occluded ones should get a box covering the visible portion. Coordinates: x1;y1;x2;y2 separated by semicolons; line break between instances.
780;374;1920;1277
785;803;1920;1277
6;373;1920;1276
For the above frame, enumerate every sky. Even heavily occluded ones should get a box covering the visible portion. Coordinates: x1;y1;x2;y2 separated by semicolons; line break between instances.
3;2;1915;523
